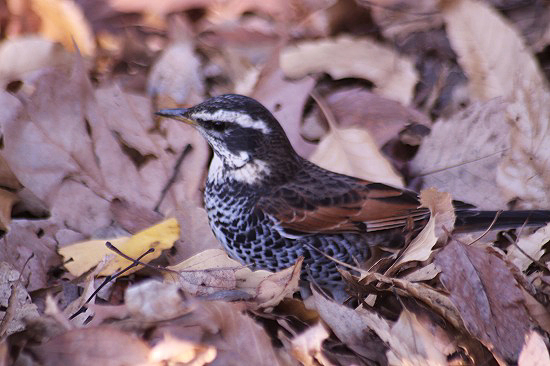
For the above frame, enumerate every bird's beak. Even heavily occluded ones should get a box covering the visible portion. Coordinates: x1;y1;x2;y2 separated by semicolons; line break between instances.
155;108;197;126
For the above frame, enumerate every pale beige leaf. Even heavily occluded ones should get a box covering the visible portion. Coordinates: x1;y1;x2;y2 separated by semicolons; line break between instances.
280;36;417;104
0;262;39;336
290;322;331;366
309;127;404;187
496;82;550;208
508;223;550;271
166;249;273;296
0;37;72;82
410;99;511;209
255;257;302;309
442;0;546;101
518;331;550;366
149;334;217;365
125;280;192;321
386;188;455;274
147;42;204;105
31;0;96;56
386;308;447;365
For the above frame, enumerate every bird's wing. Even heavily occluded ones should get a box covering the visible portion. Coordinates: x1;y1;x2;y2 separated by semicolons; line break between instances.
256;168;429;235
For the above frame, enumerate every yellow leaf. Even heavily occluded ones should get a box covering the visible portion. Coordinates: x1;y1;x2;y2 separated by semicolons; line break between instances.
59;218;179;277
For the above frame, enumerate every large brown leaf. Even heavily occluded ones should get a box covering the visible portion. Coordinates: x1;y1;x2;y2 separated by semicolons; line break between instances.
435;240;532;362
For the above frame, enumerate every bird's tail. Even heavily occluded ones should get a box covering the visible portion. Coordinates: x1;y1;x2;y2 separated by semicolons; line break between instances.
454;209;550;233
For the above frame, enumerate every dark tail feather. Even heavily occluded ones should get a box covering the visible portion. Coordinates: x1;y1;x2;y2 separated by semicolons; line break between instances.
455;210;550;232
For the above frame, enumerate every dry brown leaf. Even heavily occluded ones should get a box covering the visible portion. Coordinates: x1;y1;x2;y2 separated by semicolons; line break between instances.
0;219;60;291
31;0;95;56
386;188;455;274
147;42;204;105
29;327;151;366
290;322;331;366
149;334;216;365
1;53;209;246
521;288;550;335
280;36;418;104
171;203;221;263
359;271;463;330
410;99;511;209
255;257;302;309
0;189;17;231
167;248;300;306
508;223;550;271
125;280;192;321
442;0;550;209
0;262;39;336
180;300;284;366
436;240;532;362
303;88;430;146
386;308;448;365
312;287;389;363
369;0;442;39
253;62;316;158
518;331;550;366
0;37;72;84
59;218;179;277
442;0;546;101
496;80;550;208
309;126;404;187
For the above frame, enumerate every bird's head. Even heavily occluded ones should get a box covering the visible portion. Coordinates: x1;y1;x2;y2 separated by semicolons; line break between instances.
156;94;299;183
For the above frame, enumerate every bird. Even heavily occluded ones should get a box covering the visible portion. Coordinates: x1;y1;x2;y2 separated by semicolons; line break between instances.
156;94;550;299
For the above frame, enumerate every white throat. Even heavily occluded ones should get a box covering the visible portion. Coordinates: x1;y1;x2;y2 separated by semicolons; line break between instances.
208;153;271;185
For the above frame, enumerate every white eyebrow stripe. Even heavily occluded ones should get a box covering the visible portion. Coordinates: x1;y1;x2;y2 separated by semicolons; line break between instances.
192;110;271;134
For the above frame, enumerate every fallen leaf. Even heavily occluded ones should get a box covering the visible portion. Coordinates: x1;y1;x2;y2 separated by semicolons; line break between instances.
255;257;302;309
358;271;463;330
410;99;511;209
149;334;217;365
147;41;204;105
303;88;430;146
507;223;550;271
125;280;192;321
386;308;448;365
280;35;418;104
179;300;284;366
59;218;179;277
290;322;331;366
496;78;550;208
309;125;404;187
29;327;150;366
386;188;455;274
0;37;73;82
0;189;17;230
312;287;389;364
518;331;550;366
521;288;550;335
442;0;546;101
0;219;60;291
31;0;96;56
253;60;317;158
167;248;301;306
436;240;532;362
0;262;39;336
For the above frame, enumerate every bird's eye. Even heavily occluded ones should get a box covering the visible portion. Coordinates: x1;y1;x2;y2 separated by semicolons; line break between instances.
207;120;228;132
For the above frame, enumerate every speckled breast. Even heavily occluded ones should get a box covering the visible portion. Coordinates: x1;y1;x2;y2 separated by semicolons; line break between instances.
204;179;299;272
